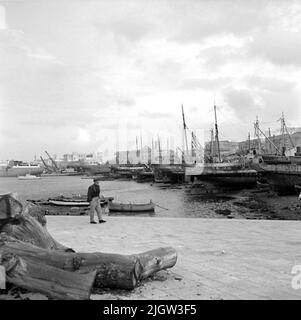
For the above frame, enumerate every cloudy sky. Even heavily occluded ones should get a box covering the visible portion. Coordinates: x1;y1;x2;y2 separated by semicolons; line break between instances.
0;0;301;161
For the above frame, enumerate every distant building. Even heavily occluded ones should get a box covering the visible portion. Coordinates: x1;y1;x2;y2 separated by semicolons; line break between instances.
238;131;301;154
62;152;103;163
112;147;203;165
205;140;239;157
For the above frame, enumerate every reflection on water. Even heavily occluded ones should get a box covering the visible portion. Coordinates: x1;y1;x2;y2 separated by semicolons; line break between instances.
0;176;238;218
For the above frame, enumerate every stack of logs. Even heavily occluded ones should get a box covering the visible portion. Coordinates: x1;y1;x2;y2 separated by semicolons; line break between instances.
0;193;177;300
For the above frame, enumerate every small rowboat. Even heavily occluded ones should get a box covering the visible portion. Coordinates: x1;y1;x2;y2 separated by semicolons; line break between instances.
48;199;90;206
108;201;155;212
48;196;113;207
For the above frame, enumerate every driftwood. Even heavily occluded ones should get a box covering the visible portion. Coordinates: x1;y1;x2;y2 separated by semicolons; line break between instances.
0;193;178;299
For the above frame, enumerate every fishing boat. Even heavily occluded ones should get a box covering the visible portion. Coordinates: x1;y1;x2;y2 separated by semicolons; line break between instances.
133;171;154;183
48;199;90;206
18;173;41;180
48;195;114;207
254;156;301;194
153;165;184;184
185;105;257;189
108;200;155;212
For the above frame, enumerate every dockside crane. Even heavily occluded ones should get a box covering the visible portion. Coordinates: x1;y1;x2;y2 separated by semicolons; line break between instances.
45;151;60;173
181;104;189;157
40;156;53;173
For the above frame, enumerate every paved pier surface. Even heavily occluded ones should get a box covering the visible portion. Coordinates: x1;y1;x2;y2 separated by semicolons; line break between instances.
47;216;301;300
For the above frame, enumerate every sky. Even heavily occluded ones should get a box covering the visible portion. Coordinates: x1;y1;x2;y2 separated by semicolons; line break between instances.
0;0;301;161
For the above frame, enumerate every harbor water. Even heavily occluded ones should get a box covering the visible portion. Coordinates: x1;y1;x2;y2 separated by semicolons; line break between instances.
1;175;299;220
0;176;240;218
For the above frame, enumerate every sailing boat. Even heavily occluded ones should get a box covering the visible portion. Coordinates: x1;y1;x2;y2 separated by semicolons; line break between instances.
185;104;257;190
251;113;301;194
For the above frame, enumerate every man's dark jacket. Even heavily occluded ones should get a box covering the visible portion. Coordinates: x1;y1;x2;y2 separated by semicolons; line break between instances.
87;184;100;202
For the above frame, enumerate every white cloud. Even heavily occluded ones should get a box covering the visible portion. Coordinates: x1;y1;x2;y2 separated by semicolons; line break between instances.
0;0;301;160
74;128;90;144
0;5;6;30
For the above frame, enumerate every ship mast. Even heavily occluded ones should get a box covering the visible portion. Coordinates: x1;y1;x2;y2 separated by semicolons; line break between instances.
158;136;162;165
254;117;261;154
181;104;189;161
268;128;273;154
214;104;221;162
116;133;119;165
248;132;251;152
210;127;214;158
280;112;295;151
126;150;130;165
140;133;143;163
254;119;281;155
136;136;139;161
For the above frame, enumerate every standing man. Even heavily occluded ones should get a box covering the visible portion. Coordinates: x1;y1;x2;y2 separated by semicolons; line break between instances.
87;178;106;224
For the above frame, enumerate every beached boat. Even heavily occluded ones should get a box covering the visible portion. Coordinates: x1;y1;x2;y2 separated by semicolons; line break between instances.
48;199;90;206
254;157;301;194
48;195;114;207
18;174;41;180
133;171;154;183
186;162;257;189
108;201;155;212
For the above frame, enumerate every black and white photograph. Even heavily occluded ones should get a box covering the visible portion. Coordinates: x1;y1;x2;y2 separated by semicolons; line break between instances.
1;0;301;306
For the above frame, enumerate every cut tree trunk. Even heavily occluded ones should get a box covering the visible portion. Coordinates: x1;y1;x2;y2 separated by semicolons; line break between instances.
132;247;178;280
0;193;178;297
0;252;96;300
0;234;177;290
0;193;73;252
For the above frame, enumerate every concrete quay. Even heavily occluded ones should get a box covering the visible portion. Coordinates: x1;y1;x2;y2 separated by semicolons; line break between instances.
47;216;301;300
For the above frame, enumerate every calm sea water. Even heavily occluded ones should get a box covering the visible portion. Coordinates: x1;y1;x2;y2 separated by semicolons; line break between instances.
0;176;236;218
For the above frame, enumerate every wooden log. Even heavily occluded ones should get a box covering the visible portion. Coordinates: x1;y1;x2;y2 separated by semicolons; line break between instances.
23;201;47;227
0;193;23;220
0;193;73;252
133;247;178;280
0;252;96;300
0;235;140;290
0;235;177;290
0;194;178;294
0;214;73;252
74;252;141;289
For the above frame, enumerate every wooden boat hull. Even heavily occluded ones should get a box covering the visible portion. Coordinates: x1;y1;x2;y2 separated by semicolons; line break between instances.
48;196;114;207
262;172;301;194
256;162;301;194
108;201;155;212
48;200;90;206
